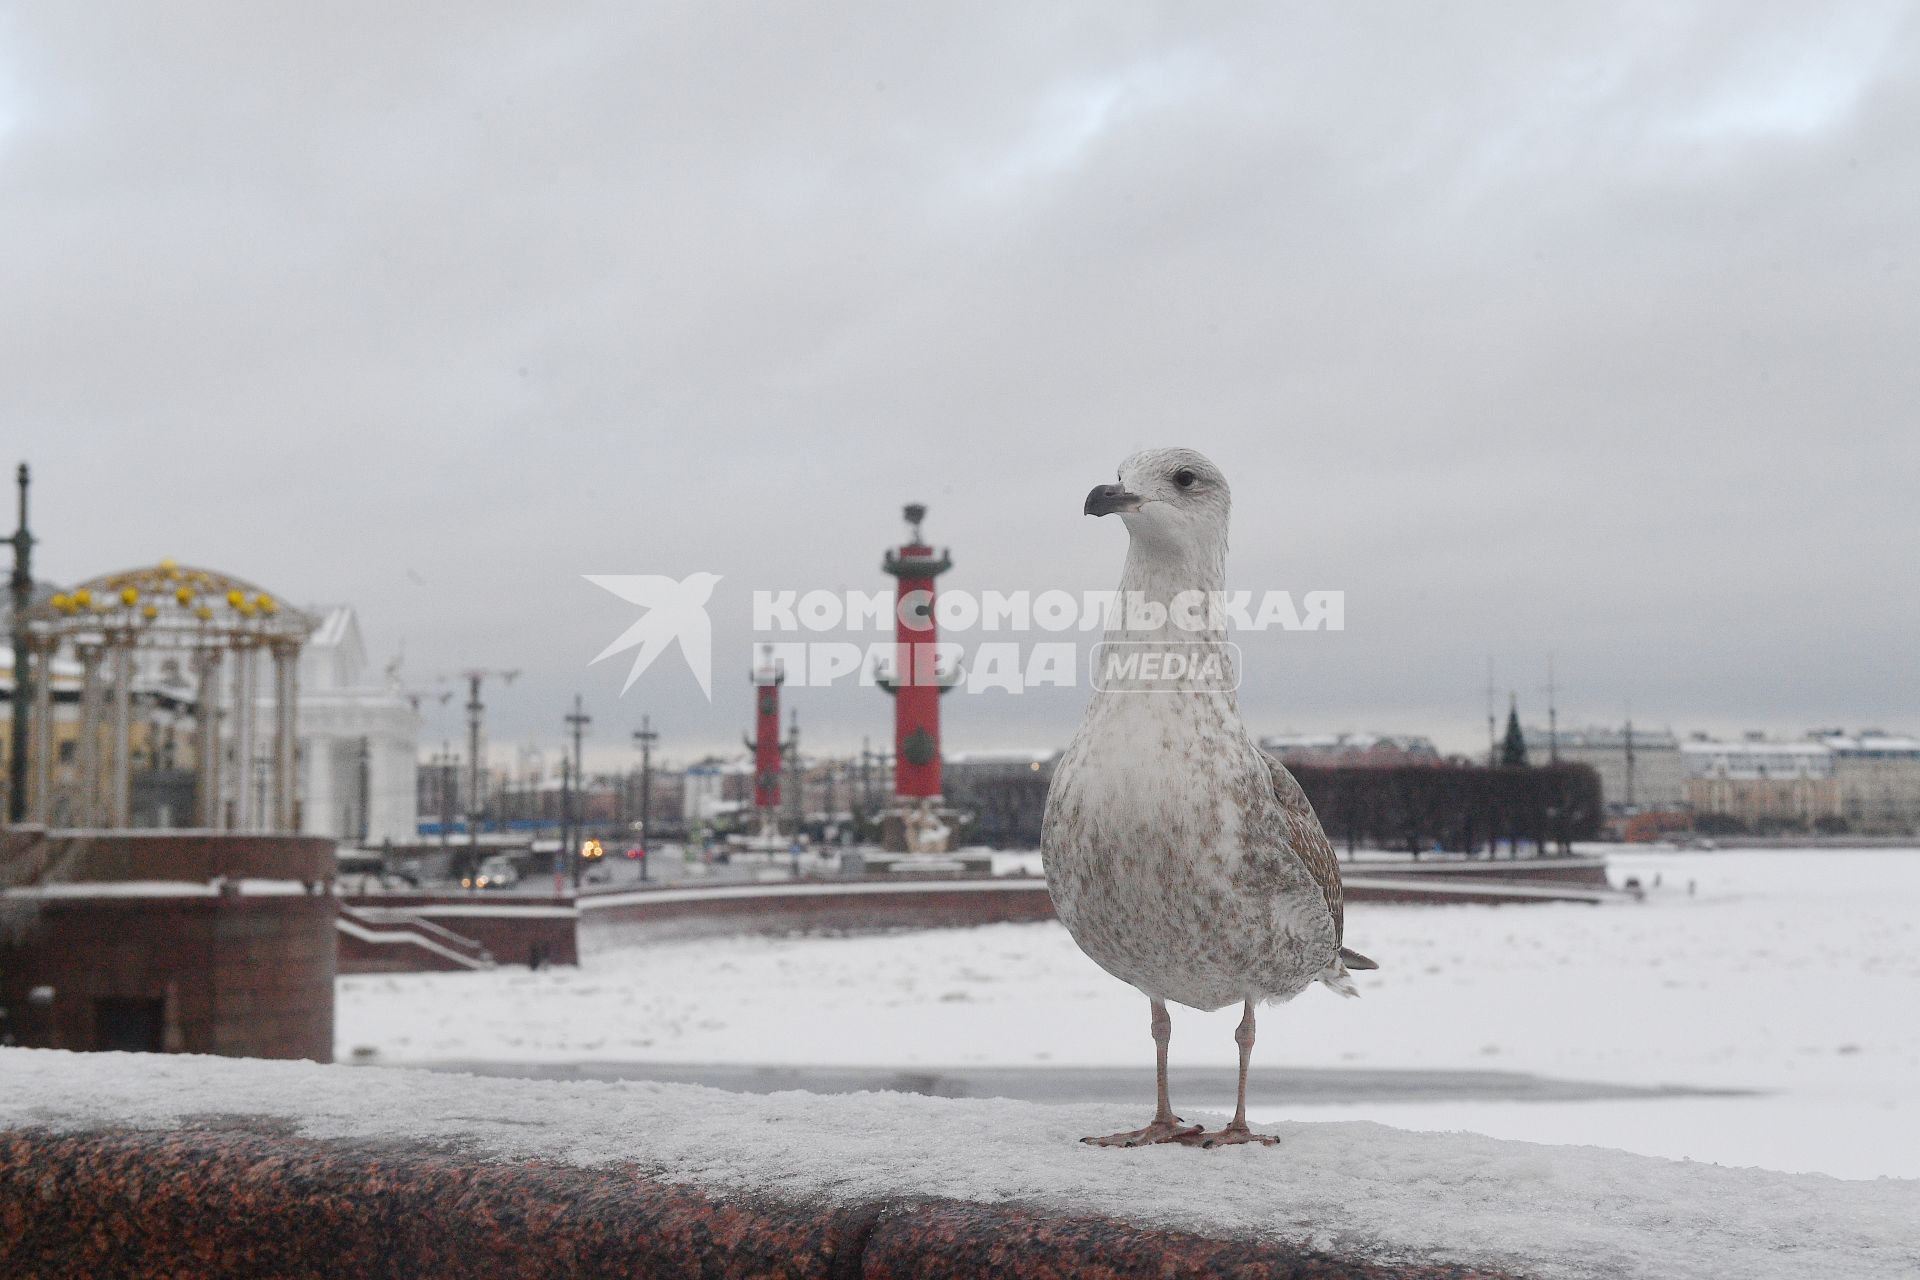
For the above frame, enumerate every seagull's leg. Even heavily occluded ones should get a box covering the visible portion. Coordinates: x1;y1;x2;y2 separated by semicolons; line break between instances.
1189;999;1280;1148
1082;998;1203;1147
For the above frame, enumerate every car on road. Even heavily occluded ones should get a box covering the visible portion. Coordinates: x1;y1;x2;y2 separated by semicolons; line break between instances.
463;856;521;890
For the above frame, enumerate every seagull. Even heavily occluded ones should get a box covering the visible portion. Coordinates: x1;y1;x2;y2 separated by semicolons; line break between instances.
1041;448;1376;1148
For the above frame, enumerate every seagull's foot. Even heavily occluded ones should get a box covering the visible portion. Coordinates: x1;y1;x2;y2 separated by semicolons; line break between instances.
1182;1122;1279;1149
1081;1117;1204;1148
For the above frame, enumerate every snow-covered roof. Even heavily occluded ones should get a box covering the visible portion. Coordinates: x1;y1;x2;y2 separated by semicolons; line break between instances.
685;757;753;776
300;605;370;691
1;1049;1911;1280
1816;733;1920;756
1526;726;1681;751
306;605;357;650
1259;732;1440;759
1681;739;1832;757
1682;739;1835;778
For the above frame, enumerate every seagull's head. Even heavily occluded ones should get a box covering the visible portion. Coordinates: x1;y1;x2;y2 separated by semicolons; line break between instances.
681;572;723;603
1085;448;1231;560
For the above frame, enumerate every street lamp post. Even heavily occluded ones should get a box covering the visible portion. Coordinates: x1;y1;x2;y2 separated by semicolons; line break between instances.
564;695;590;888
435;742;456;852
784;709;802;838
633;716;658;882
7;464;35;824
557;754;571;895
452;668;518;885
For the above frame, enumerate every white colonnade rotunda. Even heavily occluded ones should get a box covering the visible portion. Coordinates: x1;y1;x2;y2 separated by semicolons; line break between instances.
20;560;315;831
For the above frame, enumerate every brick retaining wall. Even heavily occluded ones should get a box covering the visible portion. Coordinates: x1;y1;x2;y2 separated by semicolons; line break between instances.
334;860;1621;974
579;880;1060;945
577;866;1620;948
1;831;339;1061
3;829;335;887
0;893;334;1060
337;895;580;971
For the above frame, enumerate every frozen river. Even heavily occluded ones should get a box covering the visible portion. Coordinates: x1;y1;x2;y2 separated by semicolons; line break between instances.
338;848;1920;1179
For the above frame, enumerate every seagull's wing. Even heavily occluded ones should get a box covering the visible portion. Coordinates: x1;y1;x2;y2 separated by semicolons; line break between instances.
1263;753;1344;947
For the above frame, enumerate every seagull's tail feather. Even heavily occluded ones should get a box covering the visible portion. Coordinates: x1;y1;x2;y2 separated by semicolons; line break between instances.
1317;947;1378;999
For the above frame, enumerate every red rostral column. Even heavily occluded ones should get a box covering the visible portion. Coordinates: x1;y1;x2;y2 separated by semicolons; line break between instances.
746;646;785;822
882;504;952;799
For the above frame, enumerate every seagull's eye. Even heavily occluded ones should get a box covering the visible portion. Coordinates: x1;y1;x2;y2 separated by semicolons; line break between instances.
1174;468;1196;489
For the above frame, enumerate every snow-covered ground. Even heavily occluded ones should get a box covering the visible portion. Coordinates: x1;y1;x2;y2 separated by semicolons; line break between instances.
337;848;1920;1179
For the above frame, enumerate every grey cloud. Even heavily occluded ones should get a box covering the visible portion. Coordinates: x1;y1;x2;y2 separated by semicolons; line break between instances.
3;1;1914;764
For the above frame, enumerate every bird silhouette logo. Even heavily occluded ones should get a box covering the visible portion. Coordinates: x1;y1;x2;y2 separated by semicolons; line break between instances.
584;572;722;700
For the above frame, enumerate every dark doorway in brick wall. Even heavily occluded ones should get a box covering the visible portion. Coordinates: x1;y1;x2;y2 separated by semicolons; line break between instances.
93;998;165;1053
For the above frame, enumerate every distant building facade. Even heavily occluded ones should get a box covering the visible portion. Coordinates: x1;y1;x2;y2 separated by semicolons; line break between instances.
1524;726;1685;812
1812;732;1920;835
296;607;418;845
1258;732;1442;769
944;750;1057;848
681;758;752;825
1683;737;1840;830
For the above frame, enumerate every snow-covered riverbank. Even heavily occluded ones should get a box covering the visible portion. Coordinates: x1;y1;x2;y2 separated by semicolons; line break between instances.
337;848;1920;1178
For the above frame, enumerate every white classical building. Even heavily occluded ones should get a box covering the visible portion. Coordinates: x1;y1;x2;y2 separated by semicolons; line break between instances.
296;607;418;845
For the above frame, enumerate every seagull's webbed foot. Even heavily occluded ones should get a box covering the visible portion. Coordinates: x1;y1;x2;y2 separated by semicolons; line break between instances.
1183;1121;1279;1149
1081;1117;1203;1147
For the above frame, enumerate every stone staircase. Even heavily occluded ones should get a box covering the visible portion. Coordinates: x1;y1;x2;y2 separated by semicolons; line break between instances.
335;902;494;973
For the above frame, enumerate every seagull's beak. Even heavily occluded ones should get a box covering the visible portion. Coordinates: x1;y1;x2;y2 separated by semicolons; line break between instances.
1084;484;1142;517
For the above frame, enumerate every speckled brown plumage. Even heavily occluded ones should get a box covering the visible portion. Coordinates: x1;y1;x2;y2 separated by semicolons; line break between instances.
1267;753;1345;947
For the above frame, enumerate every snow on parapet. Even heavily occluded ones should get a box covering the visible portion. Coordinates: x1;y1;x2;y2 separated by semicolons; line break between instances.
1;1049;1913;1280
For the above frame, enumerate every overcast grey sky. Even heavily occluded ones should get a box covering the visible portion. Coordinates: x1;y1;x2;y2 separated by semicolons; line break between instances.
5;2;1916;768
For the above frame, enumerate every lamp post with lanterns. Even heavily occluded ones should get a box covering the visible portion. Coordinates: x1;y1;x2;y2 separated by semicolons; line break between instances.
564;694;590;888
632;715;658;881
6;464;34;824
